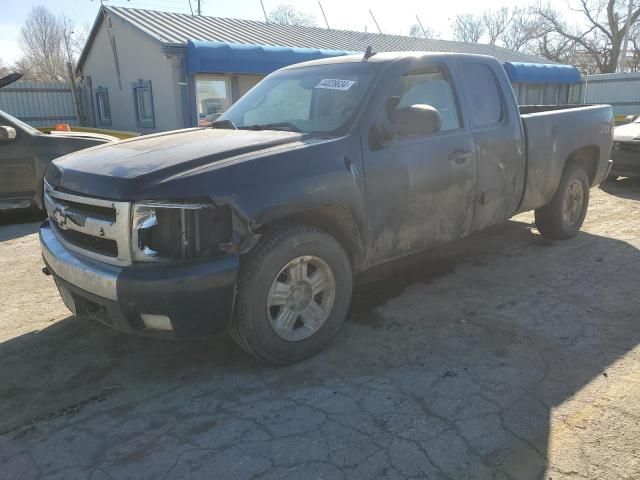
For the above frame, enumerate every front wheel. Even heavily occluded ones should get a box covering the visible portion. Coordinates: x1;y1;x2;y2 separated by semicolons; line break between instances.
535;163;590;239
229;225;353;364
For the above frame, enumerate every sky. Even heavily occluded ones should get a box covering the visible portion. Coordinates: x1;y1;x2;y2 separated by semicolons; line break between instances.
1;0;566;65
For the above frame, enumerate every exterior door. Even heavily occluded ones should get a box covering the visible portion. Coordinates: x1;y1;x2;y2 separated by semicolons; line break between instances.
459;62;526;231
0;122;35;198
363;62;477;264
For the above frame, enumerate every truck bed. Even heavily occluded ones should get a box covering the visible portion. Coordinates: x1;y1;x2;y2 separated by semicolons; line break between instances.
517;104;613;213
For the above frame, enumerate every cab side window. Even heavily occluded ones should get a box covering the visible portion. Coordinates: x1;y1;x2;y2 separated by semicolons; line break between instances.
462;63;504;126
388;66;462;131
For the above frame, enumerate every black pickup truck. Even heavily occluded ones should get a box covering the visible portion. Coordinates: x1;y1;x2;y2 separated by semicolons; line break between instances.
40;52;613;364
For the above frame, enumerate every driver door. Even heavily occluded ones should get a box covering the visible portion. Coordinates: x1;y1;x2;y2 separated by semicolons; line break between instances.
0;122;35;198
363;61;477;263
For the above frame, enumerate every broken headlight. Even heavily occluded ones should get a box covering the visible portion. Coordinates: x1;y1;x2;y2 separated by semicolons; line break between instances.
131;201;232;262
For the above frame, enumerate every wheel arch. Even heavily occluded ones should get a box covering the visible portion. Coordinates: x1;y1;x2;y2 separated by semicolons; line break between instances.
253;205;365;272
564;145;600;186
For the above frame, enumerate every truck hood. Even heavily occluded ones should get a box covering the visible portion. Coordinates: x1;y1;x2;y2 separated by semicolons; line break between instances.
47;130;119;142
45;128;305;198
613;122;640;141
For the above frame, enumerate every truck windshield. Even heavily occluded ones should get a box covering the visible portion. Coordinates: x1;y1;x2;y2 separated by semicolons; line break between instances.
218;62;380;134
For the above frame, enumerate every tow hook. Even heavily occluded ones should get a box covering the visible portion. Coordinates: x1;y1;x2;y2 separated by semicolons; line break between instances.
42;266;51;276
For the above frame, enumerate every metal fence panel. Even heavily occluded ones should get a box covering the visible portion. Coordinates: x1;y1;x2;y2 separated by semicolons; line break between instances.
0;81;79;127
582;72;640;116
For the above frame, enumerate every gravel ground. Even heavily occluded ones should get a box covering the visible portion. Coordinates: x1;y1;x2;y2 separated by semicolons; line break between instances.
1;180;639;480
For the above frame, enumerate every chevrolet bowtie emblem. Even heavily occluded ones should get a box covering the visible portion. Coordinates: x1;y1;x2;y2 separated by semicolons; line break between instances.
52;207;68;230
52;207;86;229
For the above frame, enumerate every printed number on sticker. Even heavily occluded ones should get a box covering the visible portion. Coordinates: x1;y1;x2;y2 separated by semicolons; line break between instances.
315;79;356;90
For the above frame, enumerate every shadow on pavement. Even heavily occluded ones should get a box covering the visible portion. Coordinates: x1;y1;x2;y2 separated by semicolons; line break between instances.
599;176;640;200
1;219;639;479
0;210;44;241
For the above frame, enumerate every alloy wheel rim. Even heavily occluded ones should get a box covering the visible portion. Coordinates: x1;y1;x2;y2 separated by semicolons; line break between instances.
562;179;585;226
267;255;336;341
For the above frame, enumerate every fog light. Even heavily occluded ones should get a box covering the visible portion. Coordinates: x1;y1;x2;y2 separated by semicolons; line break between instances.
141;313;173;331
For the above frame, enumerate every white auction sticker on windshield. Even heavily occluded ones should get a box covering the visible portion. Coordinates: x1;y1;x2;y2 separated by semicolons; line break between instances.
315;79;356;90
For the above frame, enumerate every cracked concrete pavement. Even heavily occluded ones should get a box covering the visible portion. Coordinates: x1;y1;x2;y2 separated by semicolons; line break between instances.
1;179;639;479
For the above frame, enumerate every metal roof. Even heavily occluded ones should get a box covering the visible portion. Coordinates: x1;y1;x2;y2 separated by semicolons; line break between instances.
78;5;552;70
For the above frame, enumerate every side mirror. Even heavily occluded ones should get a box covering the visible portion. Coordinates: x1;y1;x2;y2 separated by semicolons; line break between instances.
0;126;16;141
625;115;636;124
390;104;442;138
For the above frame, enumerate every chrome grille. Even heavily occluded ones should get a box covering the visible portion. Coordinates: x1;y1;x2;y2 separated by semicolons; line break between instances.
44;180;132;265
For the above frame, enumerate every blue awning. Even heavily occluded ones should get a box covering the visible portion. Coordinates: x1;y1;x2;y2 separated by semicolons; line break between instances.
502;62;581;84
187;40;355;75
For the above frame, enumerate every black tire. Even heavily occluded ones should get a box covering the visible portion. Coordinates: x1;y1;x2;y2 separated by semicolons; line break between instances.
229;225;353;365
535;163;590;239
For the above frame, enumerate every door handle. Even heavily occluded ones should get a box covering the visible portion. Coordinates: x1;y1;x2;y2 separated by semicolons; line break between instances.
448;148;471;164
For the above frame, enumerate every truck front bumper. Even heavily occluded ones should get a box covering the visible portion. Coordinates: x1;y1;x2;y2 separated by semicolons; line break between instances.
40;220;239;338
611;150;640;178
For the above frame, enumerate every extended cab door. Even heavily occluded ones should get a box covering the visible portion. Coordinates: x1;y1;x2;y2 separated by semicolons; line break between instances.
363;61;477;264
459;61;526;232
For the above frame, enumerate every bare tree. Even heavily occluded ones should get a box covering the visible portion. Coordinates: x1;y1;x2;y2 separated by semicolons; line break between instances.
408;23;438;39
12;57;37;80
17;6;84;82
71;23;91;56
0;58;10;78
537;33;578;64
483;8;511;45
628;23;640;71
452;14;486;43
534;0;640;73
502;8;551;53
19;6;67;81
268;4;317;27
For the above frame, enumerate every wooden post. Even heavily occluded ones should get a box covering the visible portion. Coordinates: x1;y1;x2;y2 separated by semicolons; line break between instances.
66;62;83;126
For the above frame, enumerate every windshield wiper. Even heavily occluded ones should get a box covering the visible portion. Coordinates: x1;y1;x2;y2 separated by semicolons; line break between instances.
239;122;302;133
210;119;237;130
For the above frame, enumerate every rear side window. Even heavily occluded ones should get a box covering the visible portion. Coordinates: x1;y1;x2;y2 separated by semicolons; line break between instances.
462;63;504;126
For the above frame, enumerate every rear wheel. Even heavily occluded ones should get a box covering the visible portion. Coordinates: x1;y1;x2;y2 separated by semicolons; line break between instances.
229;225;353;364
535;163;590;239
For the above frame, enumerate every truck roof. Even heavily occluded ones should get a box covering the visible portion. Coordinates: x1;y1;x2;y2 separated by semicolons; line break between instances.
281;51;499;70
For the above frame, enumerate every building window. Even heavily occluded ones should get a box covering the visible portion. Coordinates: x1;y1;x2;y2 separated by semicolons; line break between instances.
132;79;155;129
95;86;111;127
195;76;230;126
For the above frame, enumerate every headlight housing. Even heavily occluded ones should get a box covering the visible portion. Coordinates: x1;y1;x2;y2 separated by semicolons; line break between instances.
131;201;232;262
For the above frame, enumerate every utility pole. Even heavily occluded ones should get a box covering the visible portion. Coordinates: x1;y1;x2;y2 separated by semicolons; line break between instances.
260;0;268;22
62;20;83;126
369;9;382;33
197;0;202;16
416;14;428;38
318;1;330;29
619;0;634;72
